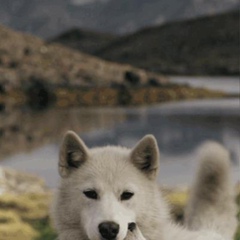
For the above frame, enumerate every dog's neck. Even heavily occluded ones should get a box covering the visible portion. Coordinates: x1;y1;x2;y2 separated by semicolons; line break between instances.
138;185;169;240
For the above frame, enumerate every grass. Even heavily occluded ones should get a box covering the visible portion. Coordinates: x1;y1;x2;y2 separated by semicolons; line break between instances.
0;210;38;240
0;193;57;240
0;188;239;240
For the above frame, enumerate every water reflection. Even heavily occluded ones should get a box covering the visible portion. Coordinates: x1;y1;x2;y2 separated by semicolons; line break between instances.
0;99;239;187
0;107;126;160
82;99;240;162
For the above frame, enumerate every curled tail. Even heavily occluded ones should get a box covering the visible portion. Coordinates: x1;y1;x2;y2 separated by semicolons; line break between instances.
184;141;237;239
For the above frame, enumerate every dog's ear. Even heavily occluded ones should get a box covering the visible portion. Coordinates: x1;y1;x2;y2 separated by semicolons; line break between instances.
59;131;89;178
130;135;159;180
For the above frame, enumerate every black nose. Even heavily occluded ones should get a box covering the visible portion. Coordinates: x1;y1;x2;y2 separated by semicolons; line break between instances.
99;221;119;239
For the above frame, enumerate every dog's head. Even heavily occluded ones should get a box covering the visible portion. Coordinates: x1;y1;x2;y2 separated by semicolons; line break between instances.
58;131;160;240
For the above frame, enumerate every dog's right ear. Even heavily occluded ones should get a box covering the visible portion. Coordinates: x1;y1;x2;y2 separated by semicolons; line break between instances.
130;135;160;180
59;131;89;178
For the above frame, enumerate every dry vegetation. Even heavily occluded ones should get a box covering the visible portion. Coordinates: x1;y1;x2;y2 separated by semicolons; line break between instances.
54;85;227;108
0;193;55;240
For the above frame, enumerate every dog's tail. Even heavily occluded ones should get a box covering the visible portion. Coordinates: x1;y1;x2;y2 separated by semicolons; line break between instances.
184;141;237;239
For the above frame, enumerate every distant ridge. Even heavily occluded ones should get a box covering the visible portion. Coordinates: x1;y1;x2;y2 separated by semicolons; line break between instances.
51;11;239;76
0;0;239;38
95;10;239;76
49;28;116;54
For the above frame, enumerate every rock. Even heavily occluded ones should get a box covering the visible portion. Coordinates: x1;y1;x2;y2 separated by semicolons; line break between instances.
0;167;48;195
0;169;55;240
124;71;141;86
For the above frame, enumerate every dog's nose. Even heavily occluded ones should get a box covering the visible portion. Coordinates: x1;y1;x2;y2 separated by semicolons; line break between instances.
99;221;119;239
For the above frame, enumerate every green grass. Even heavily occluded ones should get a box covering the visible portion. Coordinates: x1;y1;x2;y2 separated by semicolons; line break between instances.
33;217;57;240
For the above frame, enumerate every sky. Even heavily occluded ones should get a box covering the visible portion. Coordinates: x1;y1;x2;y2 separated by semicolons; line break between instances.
70;0;110;5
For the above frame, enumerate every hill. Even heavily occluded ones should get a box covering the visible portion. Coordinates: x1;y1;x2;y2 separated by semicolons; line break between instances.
0;24;231;109
0;24;165;92
0;0;238;38
95;11;239;75
49;28;116;54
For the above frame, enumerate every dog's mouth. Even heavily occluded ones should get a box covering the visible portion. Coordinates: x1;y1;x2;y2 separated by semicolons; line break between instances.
128;222;136;232
100;238;117;240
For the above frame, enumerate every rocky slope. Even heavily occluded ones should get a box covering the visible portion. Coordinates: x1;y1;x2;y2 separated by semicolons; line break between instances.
0;168;47;195
0;24;166;93
0;0;239;38
1;24;228;110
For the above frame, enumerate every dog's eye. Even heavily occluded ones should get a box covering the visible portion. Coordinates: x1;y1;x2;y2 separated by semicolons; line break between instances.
83;190;98;200
121;191;134;201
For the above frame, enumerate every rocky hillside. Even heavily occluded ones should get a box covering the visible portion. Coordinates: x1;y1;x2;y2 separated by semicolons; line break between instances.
0;24;229;110
0;24;166;93
0;0;238;38
95;10;239;76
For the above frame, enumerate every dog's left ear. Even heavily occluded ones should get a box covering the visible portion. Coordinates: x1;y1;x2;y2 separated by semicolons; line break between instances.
130;135;160;180
59;131;89;178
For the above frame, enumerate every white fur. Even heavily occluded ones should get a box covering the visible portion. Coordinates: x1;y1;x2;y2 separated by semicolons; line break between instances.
52;132;237;240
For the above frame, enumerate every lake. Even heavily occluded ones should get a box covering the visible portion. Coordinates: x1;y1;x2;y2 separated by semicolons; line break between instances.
171;76;240;94
0;77;239;188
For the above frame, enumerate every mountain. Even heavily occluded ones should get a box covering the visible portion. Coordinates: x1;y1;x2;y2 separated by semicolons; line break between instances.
95;11;239;76
0;0;239;38
49;28;116;54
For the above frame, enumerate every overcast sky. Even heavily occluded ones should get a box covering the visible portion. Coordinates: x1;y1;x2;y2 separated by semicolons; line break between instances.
71;0;109;5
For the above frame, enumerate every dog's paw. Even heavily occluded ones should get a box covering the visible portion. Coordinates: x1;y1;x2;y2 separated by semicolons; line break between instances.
125;223;146;240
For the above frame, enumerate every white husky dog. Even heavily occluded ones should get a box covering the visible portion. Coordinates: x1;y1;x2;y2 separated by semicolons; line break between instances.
52;131;237;240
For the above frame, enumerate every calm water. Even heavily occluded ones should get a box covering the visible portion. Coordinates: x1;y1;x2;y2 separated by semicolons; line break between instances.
171;76;240;94
0;97;239;188
0;77;239;188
